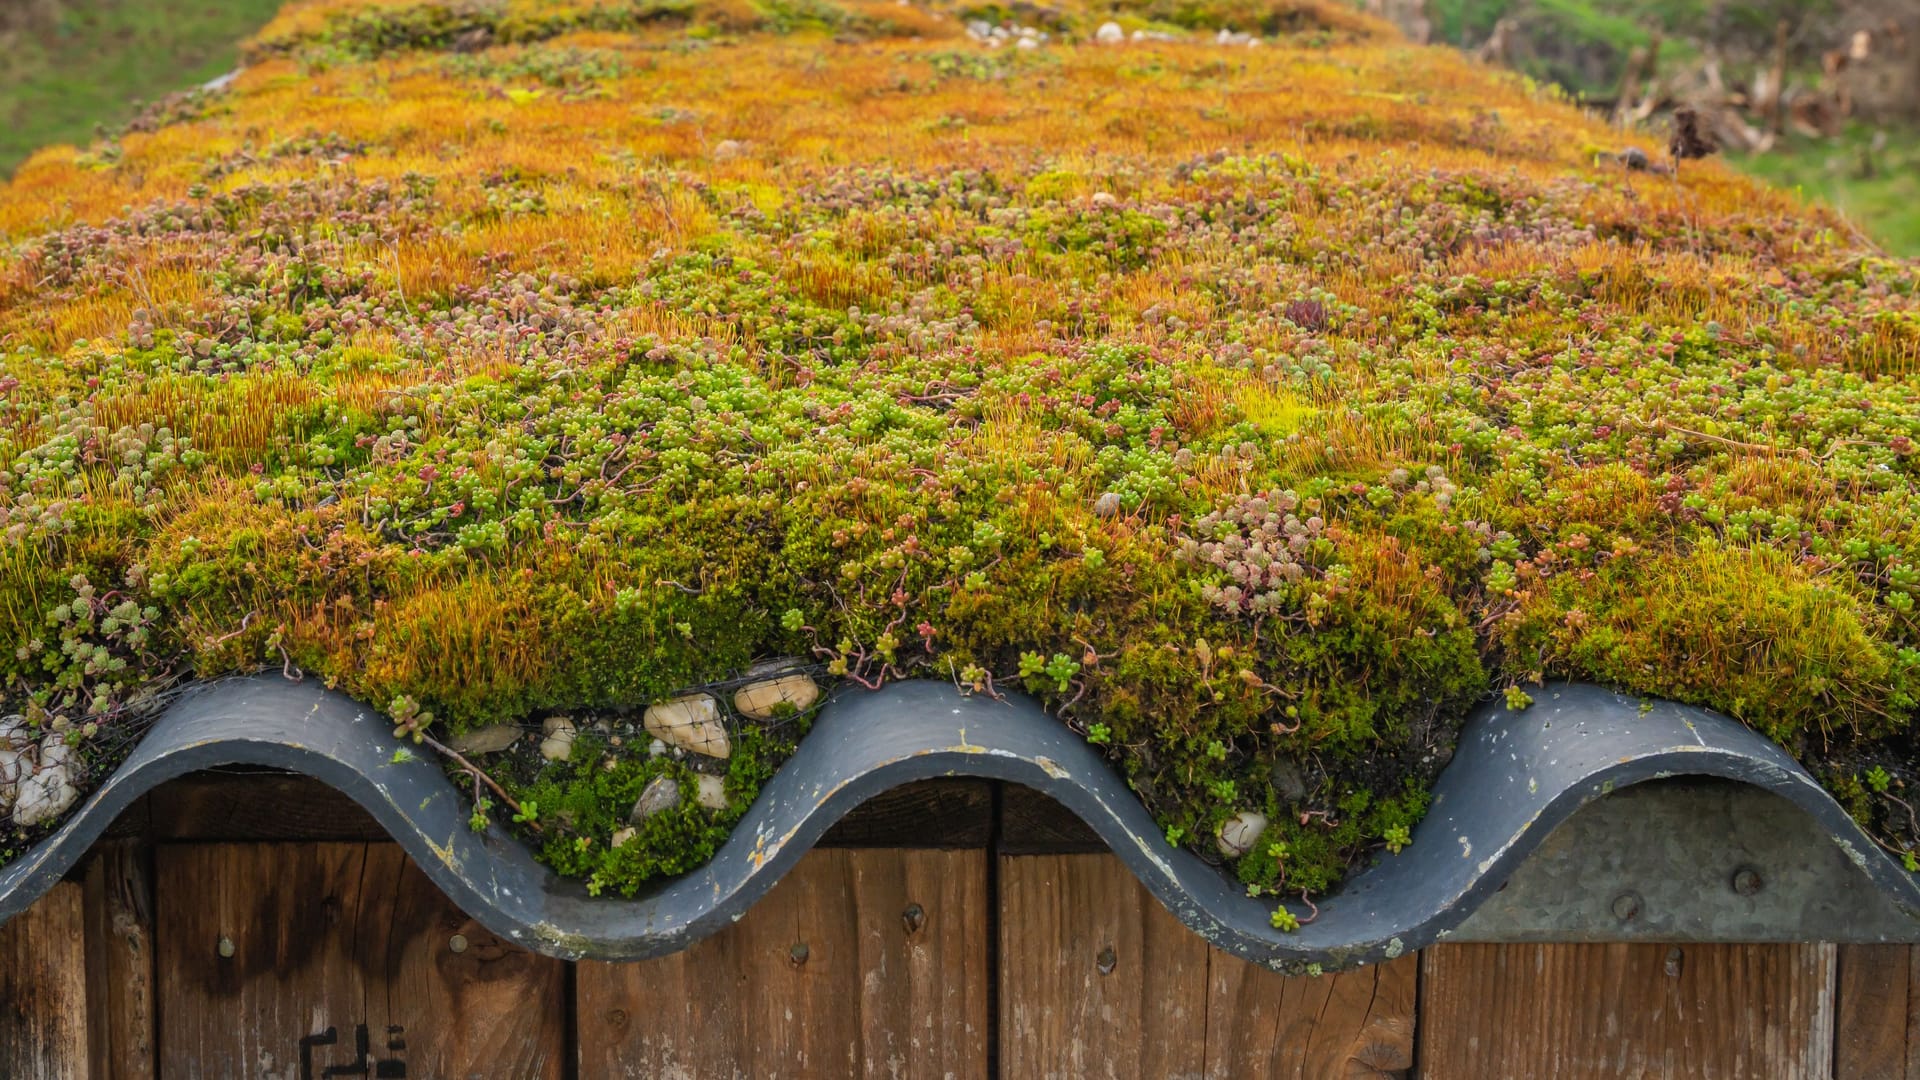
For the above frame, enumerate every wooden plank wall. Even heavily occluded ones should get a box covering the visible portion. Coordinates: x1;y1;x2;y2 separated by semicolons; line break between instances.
2;777;1915;1078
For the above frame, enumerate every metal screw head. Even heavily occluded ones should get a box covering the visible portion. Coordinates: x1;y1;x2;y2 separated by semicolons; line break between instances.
1610;891;1642;923
1664;946;1684;978
449;934;469;954
217;935;235;959
901;903;926;935
1731;867;1763;896
789;942;810;966
1096;945;1117;976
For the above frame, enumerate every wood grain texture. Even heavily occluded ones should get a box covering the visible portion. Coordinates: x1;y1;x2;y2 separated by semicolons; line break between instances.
818;779;995;847
998;853;1415;1080
1421;942;1838;1080
578;847;989;1078
83;840;155;1080
155;842;564;1079
1835;945;1918;1080
365;845;567;1079
147;773;386;841
999;783;1106;854
1206;941;1415;1078
0;880;89;1080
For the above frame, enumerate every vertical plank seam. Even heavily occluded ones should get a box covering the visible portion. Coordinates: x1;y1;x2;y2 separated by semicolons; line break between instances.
986;781;1003;1080
1411;949;1426;1080
562;958;580;1080
1909;946;1919;1080
382;846;405;1069
348;840;376;1046
139;842;158;1080
1198;939;1213;1079
1830;945;1845;1080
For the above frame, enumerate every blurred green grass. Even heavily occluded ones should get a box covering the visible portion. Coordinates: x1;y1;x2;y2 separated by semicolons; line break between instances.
0;0;284;175
1;0;1915;256
1428;0;1918;255
1733;126;1920;256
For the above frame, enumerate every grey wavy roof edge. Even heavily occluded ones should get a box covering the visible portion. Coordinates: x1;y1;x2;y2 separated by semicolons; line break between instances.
1;676;1915;968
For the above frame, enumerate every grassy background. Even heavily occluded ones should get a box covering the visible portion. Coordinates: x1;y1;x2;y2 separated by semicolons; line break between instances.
1427;0;1918;254
1733;126;1920;255
0;0;1914;254
0;0;285;175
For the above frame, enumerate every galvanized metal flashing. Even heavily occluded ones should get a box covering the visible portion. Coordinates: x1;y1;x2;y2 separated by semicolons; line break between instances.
1;677;1915;967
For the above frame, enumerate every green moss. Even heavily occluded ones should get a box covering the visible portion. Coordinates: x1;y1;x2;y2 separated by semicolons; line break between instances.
5;0;1919;900
513;721;799;896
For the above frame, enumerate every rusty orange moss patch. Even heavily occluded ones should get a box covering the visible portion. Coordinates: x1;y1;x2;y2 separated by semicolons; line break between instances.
3;0;1918;898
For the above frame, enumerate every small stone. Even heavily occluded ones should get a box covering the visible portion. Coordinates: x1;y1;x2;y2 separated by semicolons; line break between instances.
1093;491;1122;517
648;738;667;758
1095;20;1124;43
611;826;637;848
38;739;71;771
0;756;21;819
448;724;521;756
0;748;24;788
1216;810;1268;858
733;673;821;721
539;718;577;762
695;774;728;810
713;139;745;161
1016;36;1037;49
13;743;77;828
644;695;730;759
1090;191;1118;206
629;776;681;823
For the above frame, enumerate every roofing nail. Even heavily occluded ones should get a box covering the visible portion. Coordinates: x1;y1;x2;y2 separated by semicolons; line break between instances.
1610;891;1642;923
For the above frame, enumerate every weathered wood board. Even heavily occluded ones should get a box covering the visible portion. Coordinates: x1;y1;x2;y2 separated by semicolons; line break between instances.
998;852;1416;1079
83;840;155;1080
2;775;1916;1080
154;842;565;1079
578;847;990;1078
1836;944;1919;1080
0;880;89;1080
1421;941;1838;1079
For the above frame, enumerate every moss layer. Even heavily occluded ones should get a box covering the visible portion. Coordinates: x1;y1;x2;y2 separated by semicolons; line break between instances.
3;0;1918;900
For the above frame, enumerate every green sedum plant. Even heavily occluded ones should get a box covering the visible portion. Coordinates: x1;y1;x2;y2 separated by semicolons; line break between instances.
1;0;1917;908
